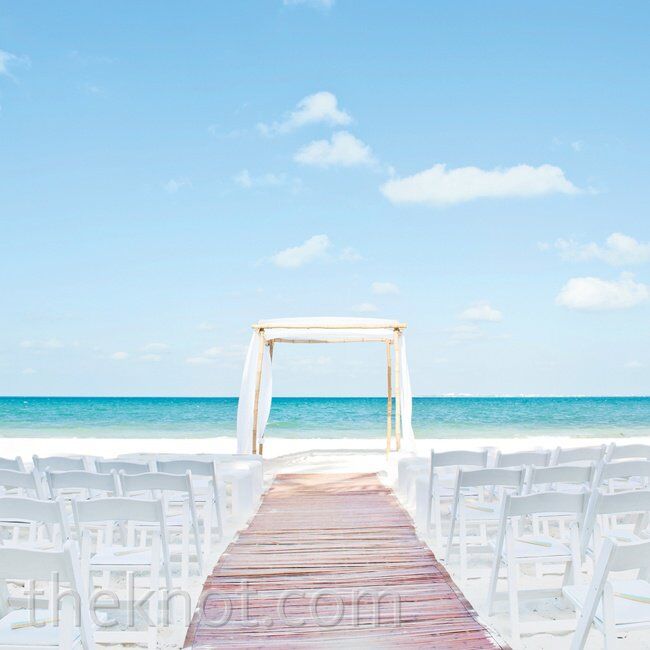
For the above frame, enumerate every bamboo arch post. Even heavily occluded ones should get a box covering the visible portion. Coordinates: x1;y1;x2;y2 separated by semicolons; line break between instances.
386;341;392;454
251;329;265;456
393;329;402;451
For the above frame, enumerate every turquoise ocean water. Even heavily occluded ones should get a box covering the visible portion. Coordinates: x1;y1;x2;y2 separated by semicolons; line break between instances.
1;397;650;439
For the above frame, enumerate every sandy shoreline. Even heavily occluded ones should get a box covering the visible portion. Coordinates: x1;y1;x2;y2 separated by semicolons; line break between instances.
3;433;649;462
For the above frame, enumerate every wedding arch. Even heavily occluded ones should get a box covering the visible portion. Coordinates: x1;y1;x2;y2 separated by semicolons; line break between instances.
236;317;415;455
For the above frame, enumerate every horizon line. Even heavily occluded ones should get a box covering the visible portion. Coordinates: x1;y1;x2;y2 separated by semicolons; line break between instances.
2;394;650;400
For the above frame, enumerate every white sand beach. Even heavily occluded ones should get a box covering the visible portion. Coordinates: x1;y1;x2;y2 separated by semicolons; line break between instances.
4;435;650;649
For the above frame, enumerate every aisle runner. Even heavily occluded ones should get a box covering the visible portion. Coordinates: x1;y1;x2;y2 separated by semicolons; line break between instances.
184;473;506;649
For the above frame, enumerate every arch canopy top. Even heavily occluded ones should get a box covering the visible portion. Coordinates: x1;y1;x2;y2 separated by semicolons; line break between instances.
253;317;406;343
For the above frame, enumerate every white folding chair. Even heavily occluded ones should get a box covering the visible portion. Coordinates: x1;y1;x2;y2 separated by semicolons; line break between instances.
0;541;95;649
0;458;25;472
46;470;121;501
0;497;70;550
581;489;650;562
524;464;596;577
494;449;551;469
32;456;88;472
155;459;223;550
525;464;596;495
487;491;589;644
119;471;204;586
417;449;489;549
596;459;650;493
396;455;429;501
550;445;607;466
72;497;172;649
445;467;525;581
606;443;650;462
565;538;650;650
94;459;154;475
0;469;45;500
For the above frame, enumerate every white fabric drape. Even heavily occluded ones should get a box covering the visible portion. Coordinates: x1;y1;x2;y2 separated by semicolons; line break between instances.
235;318;415;454
398;333;415;451
236;333;272;453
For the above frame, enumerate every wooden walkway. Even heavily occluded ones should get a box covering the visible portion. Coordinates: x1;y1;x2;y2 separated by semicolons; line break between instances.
184;473;507;649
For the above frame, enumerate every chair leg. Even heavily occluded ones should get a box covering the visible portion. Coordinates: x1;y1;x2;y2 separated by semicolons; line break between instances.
507;560;520;645
487;556;501;616
433;496;442;550
602;584;618;650
459;514;467;582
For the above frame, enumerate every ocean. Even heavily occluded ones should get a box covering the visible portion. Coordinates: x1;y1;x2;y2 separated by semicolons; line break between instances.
1;396;650;439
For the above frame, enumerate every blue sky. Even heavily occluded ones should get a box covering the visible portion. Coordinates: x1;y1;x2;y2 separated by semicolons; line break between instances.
1;0;649;397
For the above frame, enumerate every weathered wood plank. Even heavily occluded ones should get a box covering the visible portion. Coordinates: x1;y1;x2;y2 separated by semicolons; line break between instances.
184;473;507;649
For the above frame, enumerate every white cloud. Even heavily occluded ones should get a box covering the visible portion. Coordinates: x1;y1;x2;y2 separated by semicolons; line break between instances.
271;234;331;268
284;0;334;8
82;83;104;96
371;282;399;295
142;343;170;353
571;140;584;152
381;163;579;206
258;91;349;135
0;49;29;79
552;233;650;267
110;351;129;360
449;324;484;341
186;344;246;366
21;368;36;375
197;321;217;331
233;169;301;192
20;338;64;350
625;361;644;369
294;131;375;168
556;273;649;311
352;302;378;313
233;170;252;188
186;356;214;366
163;178;191;193
459;301;503;322
139;354;161;362
339;247;363;262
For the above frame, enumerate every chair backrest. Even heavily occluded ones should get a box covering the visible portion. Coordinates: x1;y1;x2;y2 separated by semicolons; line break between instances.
46;469;120;498
430;449;489;469
607;443;650;462
505;490;589;517
551;445;606;465
156;458;217;479
0;495;71;540
0;456;25;472
95;458;154;475
494;449;551;468
571;537;650;650
0;468;45;498
73;496;164;525
0;541;96;649
458;467;525;490
120;471;192;496
32;455;86;472
596;459;650;484
581;489;650;552
525;463;595;493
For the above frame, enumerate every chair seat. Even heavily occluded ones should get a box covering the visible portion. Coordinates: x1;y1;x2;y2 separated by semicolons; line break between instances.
90;545;152;566
564;580;650;626
461;500;500;520
506;534;571;558
0;609;80;646
586;529;646;556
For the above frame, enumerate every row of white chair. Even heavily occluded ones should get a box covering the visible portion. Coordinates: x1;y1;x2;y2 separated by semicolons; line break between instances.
397;445;650;648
